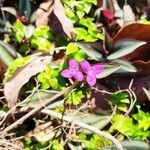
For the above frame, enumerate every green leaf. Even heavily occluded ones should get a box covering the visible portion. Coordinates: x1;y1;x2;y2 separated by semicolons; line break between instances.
0;41;18;58
79;133;111;149
51;140;64;150
75;2;84;11
97;64;121;79
66;43;86;61
83;2;92;14
78;18;104;41
88;27;98;35
120;98;130;104
31;37;54;51
32;26;53;40
18;0;31;19
37;66;60;90
76;10;85;19
20;90;59;108
79;18;94;28
106;140;150;150
66;90;84;105
47;99;64;109
24;25;35;39
74;51;86;61
4;56;30;82
30;10;37;23
74;28;88;40
133;110;149;121
70;111;110;130
66;43;79;55
118;103;128;112
0;44;14;66
107;40;146;60
84;2;92;14
18;0;23;15
112;59;137;73
111;92;129;104
139;16;150;25
138;118;150;131
110;112;150;140
18;45;29;53
13;20;25;42
25;0;31;19
133;109;150;131
65;9;79;22
38;73;51;89
85;0;97;5
96;33;104;40
74;42;103;61
85;35;98;42
109;114;133;134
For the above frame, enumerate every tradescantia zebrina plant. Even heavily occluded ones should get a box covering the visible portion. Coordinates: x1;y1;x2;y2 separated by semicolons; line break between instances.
2;22;147;107
0;0;150;150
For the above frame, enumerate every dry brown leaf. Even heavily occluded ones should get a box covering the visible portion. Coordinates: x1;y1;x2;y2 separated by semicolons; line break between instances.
113;23;150;42
36;0;54;26
4;55;52;107
53;0;73;38
36;0;73;38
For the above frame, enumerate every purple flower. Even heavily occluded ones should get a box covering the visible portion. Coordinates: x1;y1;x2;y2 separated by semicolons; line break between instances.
61;59;83;81
80;60;104;86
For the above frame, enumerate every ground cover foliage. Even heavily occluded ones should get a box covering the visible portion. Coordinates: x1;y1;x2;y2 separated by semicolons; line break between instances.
0;0;150;149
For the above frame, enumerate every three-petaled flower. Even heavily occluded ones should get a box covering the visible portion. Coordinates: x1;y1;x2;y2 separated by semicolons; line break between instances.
80;60;104;86
61;59;104;86
61;59;83;81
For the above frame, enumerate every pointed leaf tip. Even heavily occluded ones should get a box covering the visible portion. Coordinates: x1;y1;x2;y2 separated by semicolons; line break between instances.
107;40;146;60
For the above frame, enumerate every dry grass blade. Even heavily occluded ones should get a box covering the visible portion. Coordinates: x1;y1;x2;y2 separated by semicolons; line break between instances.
0;132;22;150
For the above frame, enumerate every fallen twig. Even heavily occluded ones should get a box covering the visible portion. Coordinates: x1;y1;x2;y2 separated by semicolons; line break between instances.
124;79;137;117
3;82;77;133
41;108;124;150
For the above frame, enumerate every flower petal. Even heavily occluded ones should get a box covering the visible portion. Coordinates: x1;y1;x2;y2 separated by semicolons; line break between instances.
92;64;104;75
102;9;114;20
74;71;83;81
80;60;91;73
86;73;96;86
61;69;73;78
69;59;79;70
